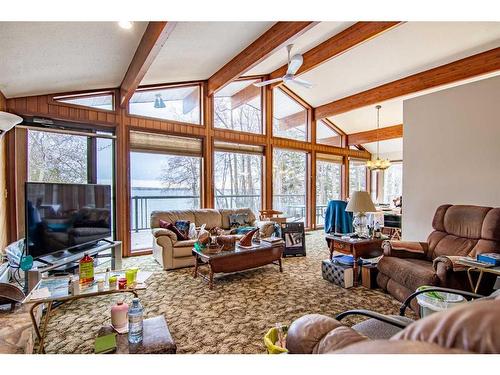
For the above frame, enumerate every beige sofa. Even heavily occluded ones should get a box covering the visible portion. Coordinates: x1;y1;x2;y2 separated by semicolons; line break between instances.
150;208;276;270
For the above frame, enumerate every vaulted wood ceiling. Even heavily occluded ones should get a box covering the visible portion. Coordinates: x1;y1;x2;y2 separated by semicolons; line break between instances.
1;21;499;159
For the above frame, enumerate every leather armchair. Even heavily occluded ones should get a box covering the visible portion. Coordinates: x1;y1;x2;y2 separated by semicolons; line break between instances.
377;204;500;307
285;294;500;354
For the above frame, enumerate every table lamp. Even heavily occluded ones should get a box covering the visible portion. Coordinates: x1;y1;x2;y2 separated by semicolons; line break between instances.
346;191;377;238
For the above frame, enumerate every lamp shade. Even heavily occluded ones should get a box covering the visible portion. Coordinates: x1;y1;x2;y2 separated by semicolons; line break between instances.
0;111;22;134
346;191;377;213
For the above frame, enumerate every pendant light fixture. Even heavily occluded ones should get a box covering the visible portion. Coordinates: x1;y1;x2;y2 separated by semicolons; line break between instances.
154;93;166;109
366;105;391;171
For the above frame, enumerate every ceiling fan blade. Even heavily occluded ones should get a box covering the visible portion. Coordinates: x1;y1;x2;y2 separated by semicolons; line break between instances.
291;77;313;89
253;77;284;87
286;54;303;75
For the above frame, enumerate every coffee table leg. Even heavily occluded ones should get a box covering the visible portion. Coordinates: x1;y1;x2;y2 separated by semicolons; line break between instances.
193;256;199;278
353;257;359;287
209;267;214;290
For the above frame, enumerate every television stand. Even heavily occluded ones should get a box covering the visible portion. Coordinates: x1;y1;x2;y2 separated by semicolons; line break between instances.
26;240;122;292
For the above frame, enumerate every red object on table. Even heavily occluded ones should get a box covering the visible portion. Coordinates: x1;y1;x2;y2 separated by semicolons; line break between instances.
118;278;127;290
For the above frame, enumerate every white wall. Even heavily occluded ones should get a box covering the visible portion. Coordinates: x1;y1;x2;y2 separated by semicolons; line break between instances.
403;75;500;241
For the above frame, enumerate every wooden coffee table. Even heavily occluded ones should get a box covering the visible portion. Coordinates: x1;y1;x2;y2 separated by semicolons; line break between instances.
192;242;284;289
325;235;385;287
96;315;176;354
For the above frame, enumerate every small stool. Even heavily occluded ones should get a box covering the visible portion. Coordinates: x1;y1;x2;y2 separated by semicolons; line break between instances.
361;264;379;289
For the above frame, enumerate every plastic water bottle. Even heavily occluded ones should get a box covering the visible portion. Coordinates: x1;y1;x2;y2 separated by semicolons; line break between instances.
128;298;143;344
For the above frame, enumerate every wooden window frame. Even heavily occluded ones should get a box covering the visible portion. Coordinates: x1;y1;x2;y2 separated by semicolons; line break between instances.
272;86;310;143
127;82;204;126
50;89;117;113
213;144;265;214
128;130;204;254
212;77;266;137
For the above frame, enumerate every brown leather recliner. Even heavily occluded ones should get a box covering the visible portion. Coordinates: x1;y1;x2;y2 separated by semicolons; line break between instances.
285;295;500;354
377;204;500;305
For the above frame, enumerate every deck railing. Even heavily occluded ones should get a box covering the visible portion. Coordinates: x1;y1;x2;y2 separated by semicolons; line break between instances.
131;194;330;231
131;194;260;232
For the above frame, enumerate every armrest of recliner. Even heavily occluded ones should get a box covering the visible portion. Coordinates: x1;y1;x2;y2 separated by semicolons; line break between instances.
151;228;177;242
286;314;367;354
382;240;428;259
399;286;484;316
432;255;471;287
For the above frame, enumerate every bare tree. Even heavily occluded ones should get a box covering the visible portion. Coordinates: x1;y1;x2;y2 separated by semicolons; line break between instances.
28;130;88;183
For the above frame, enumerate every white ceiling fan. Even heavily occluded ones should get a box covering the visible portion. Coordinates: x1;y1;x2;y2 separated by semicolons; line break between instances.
253;44;313;89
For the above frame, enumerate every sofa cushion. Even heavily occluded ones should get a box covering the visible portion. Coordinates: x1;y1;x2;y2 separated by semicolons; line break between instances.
172;240;196;258
481;208;500;241
193;209;222;229
173;239;197;248
378;257;440;292
431;234;477;259
443;205;491;239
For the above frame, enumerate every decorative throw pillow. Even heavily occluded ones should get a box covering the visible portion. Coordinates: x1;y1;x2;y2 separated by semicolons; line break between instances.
188;222;197;239
229;213;250;229
174;220;191;240
159;219;188;241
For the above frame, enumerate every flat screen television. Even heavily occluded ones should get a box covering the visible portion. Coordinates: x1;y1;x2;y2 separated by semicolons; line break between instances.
25;182;112;259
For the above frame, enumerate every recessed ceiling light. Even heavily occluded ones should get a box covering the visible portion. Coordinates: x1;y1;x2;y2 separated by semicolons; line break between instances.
118;21;133;30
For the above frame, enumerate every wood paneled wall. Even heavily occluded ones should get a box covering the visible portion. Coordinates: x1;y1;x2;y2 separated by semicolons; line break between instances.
5;85;370;255
8;94;118;127
0;92;8;250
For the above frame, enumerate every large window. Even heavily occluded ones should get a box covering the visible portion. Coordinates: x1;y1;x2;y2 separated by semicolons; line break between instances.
273;88;307;141
214;80;262;134
54;92;114;111
214;142;263;213
27;128;115;244
316;156;342;226
129;131;201;251
273;149;307;223
383;162;403;204
28;130;88;183
349;159;367;197
317;120;342;146
28;129;113;185
129;85;201;124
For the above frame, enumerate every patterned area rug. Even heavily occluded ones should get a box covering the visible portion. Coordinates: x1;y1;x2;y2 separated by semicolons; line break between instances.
44;231;409;354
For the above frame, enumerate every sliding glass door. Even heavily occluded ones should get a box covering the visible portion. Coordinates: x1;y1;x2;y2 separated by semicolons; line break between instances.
129;131;202;251
316;156;342;226
273;148;307;223
214;144;263;213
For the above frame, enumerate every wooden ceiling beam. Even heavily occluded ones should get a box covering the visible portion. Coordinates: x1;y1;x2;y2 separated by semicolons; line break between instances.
269;21;402;87
317;135;342;147
230;84;261;109
278;111;307;131
315;47;500;119
347;124;403;145
207;22;318;96
119;22;177;108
